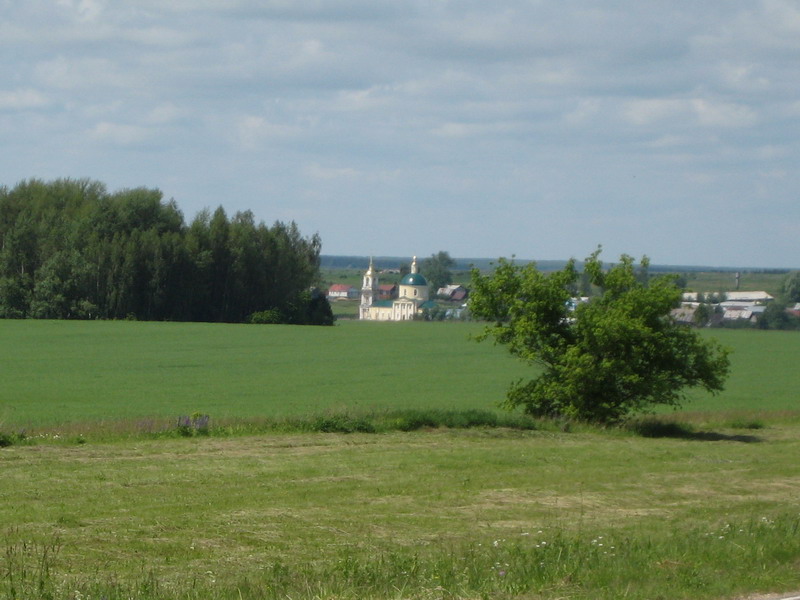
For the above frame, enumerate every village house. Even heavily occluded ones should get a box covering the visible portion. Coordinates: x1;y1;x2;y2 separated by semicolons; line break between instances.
680;290;774;323
378;284;397;300
327;284;358;300
436;284;468;302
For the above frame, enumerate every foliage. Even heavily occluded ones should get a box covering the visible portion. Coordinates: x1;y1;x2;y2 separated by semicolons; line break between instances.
247;289;334;326
420;250;455;292
0;178;323;324
470;250;731;422
781;271;800;303
758;301;800;330
693;301;712;326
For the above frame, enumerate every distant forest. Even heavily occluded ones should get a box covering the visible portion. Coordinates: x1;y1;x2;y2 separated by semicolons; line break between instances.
0;178;331;324
320;255;792;275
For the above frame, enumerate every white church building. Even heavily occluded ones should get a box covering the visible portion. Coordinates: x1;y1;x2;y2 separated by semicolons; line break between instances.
359;257;436;321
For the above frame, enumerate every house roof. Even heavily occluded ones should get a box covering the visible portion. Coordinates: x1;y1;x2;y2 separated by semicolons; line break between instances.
328;284;354;292
725;291;773;301
683;291;773;302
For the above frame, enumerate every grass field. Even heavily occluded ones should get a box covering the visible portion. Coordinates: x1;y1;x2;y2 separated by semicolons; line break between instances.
0;320;536;429
2;320;800;599
1;320;799;430
3;426;800;599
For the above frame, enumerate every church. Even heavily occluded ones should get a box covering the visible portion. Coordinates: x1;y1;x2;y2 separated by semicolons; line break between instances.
359;257;436;321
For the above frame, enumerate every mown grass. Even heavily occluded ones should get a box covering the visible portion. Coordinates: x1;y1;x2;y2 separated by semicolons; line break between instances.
2;427;800;599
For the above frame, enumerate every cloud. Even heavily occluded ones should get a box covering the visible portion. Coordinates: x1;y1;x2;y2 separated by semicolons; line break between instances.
89;121;151;145
234;115;300;150
622;97;757;128
303;164;359;180
55;0;106;22
33;56;136;91
0;89;49;110
1;1;799;267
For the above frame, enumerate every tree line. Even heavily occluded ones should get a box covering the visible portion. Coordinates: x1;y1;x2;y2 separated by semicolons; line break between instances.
0;178;332;324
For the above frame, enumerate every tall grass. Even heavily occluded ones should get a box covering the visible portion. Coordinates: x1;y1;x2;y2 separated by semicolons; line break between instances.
0;408;546;446
4;512;799;599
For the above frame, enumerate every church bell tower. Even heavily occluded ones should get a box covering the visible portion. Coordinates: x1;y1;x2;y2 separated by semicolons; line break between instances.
359;257;379;320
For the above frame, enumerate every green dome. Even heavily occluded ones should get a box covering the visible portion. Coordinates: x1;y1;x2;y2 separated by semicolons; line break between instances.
401;273;428;286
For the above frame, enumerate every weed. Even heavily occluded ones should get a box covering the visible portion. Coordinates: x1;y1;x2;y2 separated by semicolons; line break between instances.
727;418;766;430
175;413;211;437
0;431;28;448
4;514;799;599
2;534;62;599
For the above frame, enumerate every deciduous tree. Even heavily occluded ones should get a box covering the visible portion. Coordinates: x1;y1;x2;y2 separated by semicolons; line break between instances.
421;250;455;293
470;250;730;423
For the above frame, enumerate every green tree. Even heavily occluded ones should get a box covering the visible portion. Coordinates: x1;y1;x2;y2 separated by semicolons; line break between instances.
693;302;711;327
0;178;324;325
421;250;455;293
758;301;796;330
469;250;731;423
781;271;800;303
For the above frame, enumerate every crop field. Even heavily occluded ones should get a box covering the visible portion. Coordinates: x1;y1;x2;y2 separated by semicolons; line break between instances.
2;320;800;599
1;320;799;429
0;320;536;429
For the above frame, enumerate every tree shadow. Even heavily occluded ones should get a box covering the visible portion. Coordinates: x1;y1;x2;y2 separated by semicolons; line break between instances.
629;421;763;443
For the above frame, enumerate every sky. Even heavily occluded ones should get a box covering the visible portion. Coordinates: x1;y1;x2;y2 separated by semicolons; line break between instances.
2;1;799;268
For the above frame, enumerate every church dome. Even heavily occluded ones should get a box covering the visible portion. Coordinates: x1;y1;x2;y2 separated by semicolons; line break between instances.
400;272;427;286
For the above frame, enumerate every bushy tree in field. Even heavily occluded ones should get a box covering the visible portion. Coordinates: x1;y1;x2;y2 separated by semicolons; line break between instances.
421;250;455;292
781;271;800;303
469;250;731;423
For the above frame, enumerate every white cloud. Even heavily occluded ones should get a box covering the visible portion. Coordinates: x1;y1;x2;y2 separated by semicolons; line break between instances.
235;115;300;150
303;164;359;180
0;89;49;110
1;0;799;267
145;103;187;125
33;56;136;91
622;99;687;126
56;0;105;22
691;98;758;128
89;121;150;145
622;97;757;128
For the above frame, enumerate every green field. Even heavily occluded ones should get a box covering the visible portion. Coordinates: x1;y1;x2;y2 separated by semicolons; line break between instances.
2;321;799;430
2;320;800;599
0;320;533;429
